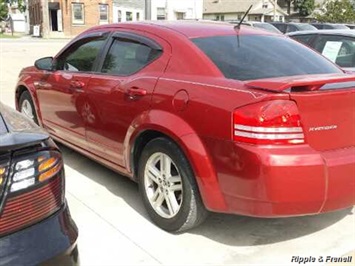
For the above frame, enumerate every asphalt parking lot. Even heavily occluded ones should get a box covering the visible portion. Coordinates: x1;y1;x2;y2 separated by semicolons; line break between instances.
1;38;354;266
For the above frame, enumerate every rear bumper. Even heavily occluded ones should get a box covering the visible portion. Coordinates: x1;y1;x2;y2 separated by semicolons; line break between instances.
203;138;355;217
0;202;79;266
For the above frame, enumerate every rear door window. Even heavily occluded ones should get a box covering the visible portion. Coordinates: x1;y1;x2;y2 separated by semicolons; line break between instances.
192;35;342;81
313;35;355;68
101;37;162;75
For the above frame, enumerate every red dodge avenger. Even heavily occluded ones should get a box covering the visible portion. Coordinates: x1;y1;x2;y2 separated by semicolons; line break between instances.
15;21;355;232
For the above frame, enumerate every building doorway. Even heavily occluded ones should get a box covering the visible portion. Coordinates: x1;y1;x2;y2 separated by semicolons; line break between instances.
50;10;58;31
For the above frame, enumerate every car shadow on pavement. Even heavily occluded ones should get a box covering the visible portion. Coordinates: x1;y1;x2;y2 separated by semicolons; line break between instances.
59;143;353;247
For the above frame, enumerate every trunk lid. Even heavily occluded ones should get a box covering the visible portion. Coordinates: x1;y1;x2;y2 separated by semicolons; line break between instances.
246;74;355;151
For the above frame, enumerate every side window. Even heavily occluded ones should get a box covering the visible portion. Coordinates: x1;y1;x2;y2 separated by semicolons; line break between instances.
291;34;314;46
56;36;107;72
287;25;297;33
101;37;162;75
314;35;355;68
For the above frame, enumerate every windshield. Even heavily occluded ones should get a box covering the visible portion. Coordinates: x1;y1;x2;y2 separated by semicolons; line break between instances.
192;35;342;81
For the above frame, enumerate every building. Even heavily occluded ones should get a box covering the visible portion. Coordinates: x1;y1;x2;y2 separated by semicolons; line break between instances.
146;0;203;20
113;0;145;22
203;0;287;22
28;0;113;38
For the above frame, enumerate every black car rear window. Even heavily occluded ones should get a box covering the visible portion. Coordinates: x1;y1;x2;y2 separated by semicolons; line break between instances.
192;35;342;81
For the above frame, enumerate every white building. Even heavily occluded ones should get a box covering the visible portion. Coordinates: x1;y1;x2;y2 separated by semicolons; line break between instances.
146;0;203;20
113;0;145;22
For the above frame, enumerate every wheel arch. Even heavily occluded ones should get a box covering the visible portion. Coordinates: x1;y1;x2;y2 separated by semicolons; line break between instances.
15;83;42;125
126;110;227;212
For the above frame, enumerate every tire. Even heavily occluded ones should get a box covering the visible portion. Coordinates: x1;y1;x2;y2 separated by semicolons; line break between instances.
138;137;208;232
19;91;39;124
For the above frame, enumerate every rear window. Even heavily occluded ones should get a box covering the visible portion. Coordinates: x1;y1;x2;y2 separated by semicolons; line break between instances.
192;35;342;81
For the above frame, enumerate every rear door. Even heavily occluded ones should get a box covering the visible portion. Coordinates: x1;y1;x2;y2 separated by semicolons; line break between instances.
84;31;171;167
36;32;109;147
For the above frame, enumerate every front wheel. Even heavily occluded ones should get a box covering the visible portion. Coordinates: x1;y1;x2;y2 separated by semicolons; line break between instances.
19;91;38;124
138;137;208;232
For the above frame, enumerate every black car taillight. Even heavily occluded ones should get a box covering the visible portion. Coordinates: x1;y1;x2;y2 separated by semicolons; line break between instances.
0;150;64;236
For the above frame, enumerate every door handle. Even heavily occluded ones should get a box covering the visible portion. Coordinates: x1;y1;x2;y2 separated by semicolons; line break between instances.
70;80;85;89
126;87;147;99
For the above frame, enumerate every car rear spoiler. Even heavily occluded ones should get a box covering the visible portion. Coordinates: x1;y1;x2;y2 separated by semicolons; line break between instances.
245;74;355;92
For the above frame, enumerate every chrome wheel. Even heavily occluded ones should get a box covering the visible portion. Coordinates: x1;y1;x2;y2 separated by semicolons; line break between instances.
144;152;183;218
21;99;34;120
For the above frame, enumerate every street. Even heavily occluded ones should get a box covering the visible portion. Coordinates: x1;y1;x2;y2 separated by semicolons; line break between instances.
1;38;354;266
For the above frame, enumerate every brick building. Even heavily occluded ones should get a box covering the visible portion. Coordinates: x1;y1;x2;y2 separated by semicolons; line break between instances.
28;0;113;38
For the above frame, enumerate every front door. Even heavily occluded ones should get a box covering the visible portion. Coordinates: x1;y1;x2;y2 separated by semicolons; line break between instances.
84;31;171;167
36;32;109;147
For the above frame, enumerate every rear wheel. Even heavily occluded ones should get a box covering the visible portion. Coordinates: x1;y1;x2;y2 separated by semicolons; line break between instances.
138;137;208;232
19;91;38;124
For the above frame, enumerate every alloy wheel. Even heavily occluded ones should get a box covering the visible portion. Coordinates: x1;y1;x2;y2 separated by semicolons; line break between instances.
144;152;183;218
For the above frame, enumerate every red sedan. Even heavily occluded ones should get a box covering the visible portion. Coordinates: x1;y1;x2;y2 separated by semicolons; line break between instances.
15;21;355;232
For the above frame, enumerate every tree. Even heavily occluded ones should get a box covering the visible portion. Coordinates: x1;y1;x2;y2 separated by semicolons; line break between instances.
315;0;355;23
0;0;9;21
296;0;315;16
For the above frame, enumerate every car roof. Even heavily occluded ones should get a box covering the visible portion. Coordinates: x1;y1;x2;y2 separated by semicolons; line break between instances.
85;21;277;39
287;29;355;37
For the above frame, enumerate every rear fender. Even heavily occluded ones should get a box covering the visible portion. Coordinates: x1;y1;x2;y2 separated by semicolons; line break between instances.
124;110;227;211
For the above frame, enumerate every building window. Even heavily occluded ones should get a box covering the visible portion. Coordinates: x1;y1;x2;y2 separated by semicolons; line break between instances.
176;12;185;20
136;12;140;21
126;11;132;21
72;3;84;25
118;10;122;22
157;7;166;20
99;4;108;24
216;15;220;20
221;15;225;21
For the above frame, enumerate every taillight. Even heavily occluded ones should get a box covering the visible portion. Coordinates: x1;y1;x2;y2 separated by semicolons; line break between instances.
233;100;305;145
11;151;62;192
0;150;64;236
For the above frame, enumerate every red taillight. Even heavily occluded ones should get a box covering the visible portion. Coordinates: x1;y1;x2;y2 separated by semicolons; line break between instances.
233;100;305;145
0;175;62;236
0;151;64;236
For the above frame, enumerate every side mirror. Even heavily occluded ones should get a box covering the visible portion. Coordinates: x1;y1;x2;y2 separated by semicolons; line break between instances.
34;57;54;71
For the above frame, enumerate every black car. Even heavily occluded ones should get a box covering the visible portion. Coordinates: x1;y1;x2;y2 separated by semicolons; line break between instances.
311;23;350;30
0;103;79;265
270;22;317;33
288;30;355;72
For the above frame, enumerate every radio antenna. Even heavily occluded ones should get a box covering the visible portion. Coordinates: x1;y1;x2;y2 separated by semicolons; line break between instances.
234;5;253;30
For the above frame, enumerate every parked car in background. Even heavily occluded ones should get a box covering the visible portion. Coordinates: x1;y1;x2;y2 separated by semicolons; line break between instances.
229;21;282;34
0;103;79;265
346;24;355;29
311;23;350;30
288;30;355;72
14;21;355;232
270;22;317;33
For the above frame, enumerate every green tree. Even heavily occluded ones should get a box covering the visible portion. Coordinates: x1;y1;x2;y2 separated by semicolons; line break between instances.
0;0;9;21
315;0;355;23
296;0;315;16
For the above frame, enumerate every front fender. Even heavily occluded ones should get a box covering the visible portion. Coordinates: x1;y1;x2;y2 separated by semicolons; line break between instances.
15;78;43;127
124;110;227;212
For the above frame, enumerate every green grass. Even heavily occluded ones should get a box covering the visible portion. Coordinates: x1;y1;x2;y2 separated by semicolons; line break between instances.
0;33;20;39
